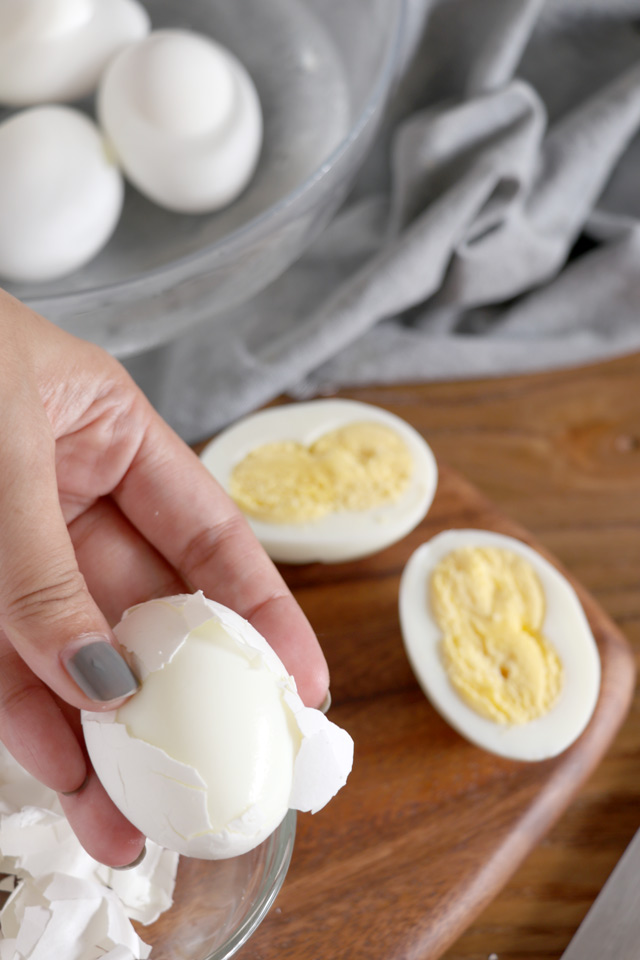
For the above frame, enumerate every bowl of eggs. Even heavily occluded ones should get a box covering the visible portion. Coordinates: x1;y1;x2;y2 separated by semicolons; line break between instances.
0;0;407;357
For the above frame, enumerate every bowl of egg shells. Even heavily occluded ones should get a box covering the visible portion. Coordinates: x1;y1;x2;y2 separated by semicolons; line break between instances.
0;722;298;960
0;0;407;357
0;588;353;960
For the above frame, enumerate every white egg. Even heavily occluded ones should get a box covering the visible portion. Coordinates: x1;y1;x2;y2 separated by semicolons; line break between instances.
97;29;263;214
82;592;353;860
399;529;601;761
0;106;123;283
0;0;150;106
199;399;439;565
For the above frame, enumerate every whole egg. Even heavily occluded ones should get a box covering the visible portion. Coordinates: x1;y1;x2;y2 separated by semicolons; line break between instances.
0;0;150;106
0;106;123;283
97;29;263;214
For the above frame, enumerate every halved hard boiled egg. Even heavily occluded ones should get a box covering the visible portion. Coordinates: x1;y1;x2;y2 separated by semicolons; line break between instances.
82;593;353;859
200;399;438;564
399;529;601;761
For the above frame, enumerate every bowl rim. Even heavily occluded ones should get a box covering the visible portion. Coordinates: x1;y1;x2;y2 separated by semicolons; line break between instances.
24;0;408;309
204;809;297;960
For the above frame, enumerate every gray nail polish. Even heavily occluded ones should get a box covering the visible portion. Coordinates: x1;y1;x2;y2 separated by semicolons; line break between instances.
65;641;139;701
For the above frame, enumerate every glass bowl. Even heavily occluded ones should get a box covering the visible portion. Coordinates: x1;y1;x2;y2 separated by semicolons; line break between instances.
133;811;296;960
2;0;406;358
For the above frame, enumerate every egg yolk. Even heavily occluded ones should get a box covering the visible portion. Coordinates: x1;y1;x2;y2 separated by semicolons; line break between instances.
229;421;413;524
430;546;563;724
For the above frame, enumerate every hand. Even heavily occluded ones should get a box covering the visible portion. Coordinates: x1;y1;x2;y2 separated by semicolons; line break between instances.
0;289;329;867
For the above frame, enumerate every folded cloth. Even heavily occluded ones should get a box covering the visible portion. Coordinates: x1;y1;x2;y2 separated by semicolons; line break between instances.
135;0;640;441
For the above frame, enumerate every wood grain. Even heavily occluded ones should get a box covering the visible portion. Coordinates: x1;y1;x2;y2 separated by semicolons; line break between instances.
217;353;639;960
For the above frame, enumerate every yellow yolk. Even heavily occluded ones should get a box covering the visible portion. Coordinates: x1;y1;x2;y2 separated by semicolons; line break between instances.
229;421;413;524
430;546;563;724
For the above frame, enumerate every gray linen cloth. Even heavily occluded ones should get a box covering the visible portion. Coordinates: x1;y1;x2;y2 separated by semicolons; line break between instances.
133;0;640;442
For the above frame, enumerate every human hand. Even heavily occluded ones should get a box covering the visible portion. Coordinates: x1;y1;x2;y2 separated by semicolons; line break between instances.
0;289;329;867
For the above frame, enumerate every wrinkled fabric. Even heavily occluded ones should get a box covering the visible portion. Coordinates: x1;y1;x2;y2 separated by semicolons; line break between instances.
132;0;640;441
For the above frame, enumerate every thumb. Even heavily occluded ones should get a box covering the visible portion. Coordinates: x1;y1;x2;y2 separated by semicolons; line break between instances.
0;417;138;711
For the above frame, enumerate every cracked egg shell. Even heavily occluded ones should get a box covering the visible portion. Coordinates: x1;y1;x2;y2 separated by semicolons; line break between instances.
399;529;601;761
82;593;353;859
199;399;438;564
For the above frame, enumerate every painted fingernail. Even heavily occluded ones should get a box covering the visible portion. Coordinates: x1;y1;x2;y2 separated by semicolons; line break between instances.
64;640;139;702
61;773;89;797
319;690;332;714
112;845;147;871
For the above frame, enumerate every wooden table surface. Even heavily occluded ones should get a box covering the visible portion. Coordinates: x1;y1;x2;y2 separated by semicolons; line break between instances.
413;351;640;960
271;351;640;960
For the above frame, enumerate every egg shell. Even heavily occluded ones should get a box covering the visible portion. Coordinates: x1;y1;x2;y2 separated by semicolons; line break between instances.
0;105;123;283
97;29;263;214
0;872;151;959
82;593;353;859
0;0;150;106
200;399;439;564
399;529;601;761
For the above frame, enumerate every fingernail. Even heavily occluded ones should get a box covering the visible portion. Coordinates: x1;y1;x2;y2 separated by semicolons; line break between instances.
64;640;139;702
61;773;89;797
319;690;332;714
112;845;147;871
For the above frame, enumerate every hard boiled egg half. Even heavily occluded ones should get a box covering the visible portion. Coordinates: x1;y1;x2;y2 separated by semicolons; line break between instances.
399;529;601;761
82;592;353;859
200;399;438;564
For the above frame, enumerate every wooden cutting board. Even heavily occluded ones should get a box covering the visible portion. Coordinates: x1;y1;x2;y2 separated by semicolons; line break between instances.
235;461;635;960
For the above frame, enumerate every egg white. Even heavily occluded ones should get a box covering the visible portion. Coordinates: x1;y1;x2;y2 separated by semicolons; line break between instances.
200;399;439;564
399;529;601;761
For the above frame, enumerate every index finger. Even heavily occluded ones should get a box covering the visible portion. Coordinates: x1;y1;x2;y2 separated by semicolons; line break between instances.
114;412;329;707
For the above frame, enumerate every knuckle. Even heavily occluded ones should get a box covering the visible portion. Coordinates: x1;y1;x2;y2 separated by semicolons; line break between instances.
243;589;290;624
145;574;188;602
177;514;247;583
0;679;84;794
3;565;88;629
0;646;50;726
119;575;187;617
0;674;48;723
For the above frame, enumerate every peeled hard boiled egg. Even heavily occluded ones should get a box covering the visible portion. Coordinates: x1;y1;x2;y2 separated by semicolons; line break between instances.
97;29;263;214
82;593;353;859
0;0;150;106
200;399;439;564
399;529;601;761
0;106;123;283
